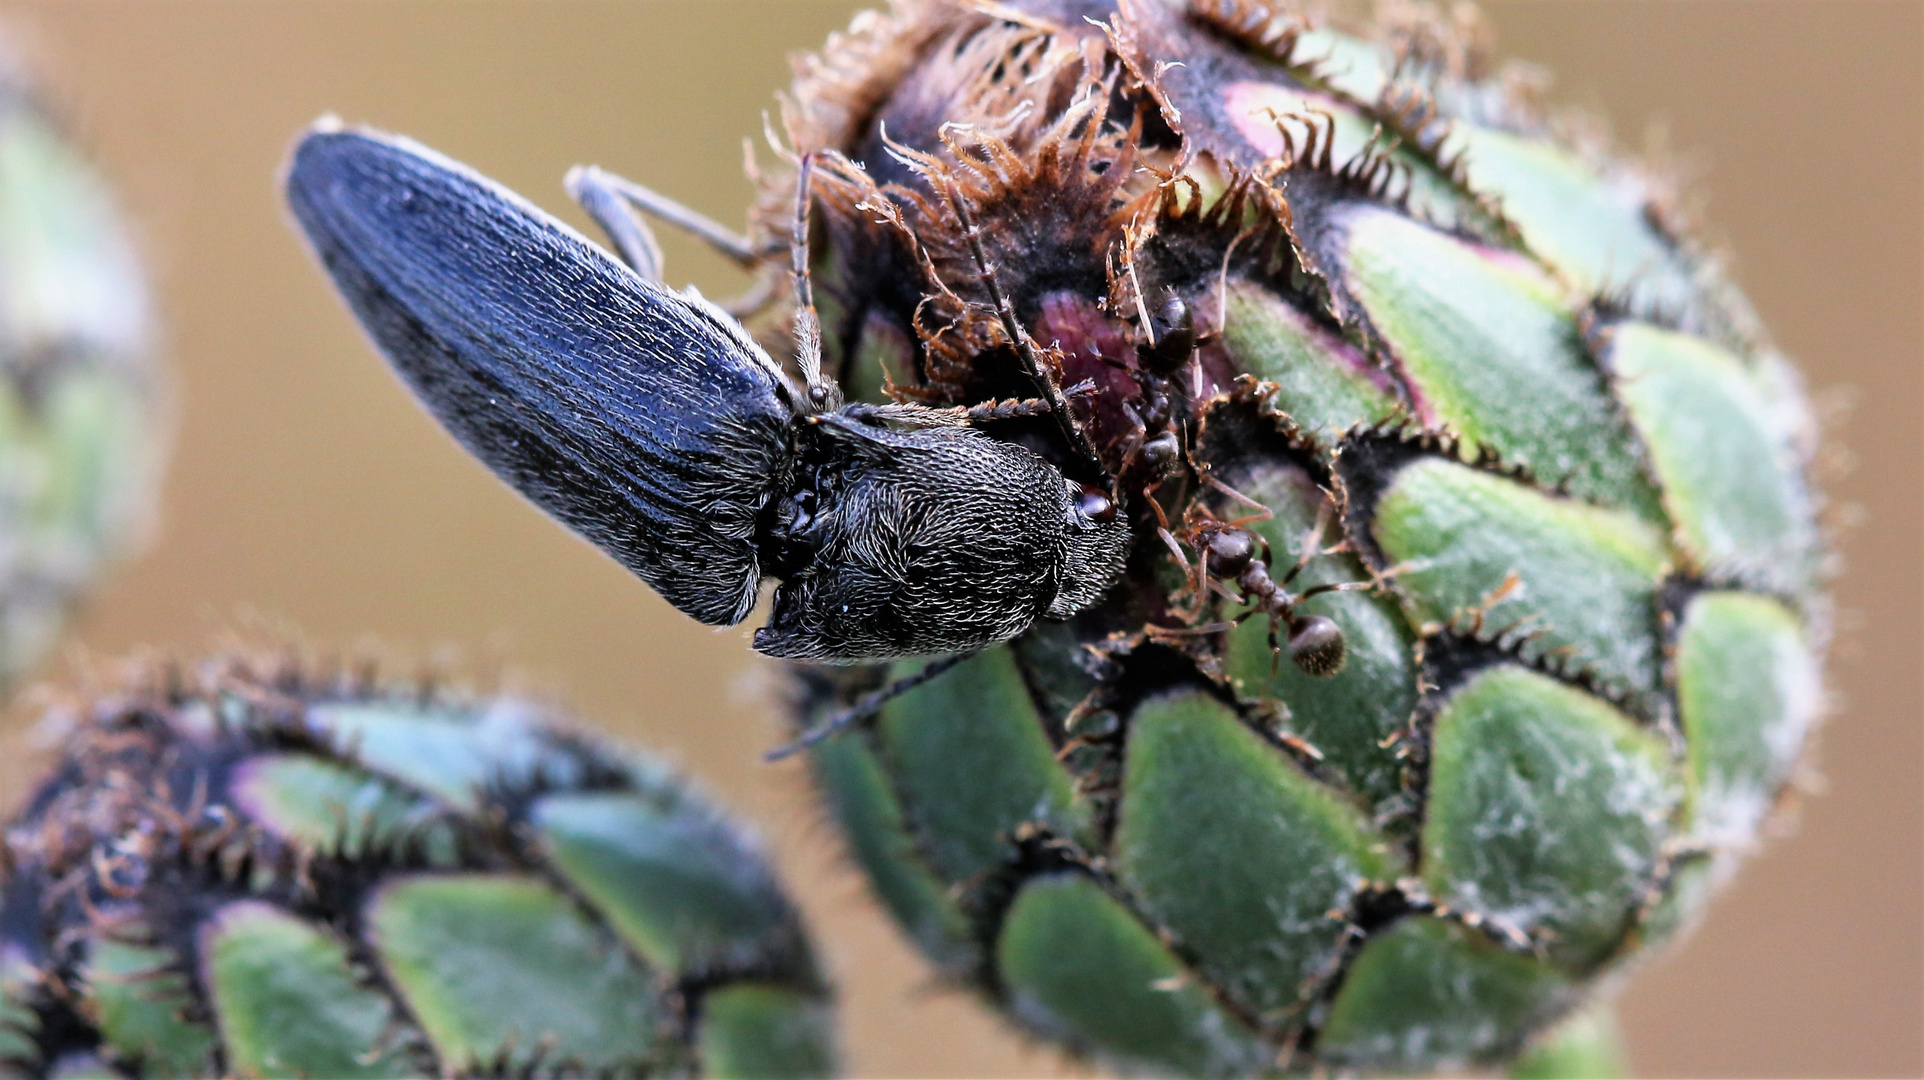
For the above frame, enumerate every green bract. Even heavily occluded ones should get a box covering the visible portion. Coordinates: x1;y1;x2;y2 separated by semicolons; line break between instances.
766;0;1826;1074
0;657;837;1078
0;63;163;689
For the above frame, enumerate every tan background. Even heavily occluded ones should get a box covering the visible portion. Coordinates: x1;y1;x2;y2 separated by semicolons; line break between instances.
0;2;1915;1076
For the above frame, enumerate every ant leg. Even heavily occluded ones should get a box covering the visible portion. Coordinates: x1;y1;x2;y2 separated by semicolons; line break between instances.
1203;474;1275;524
1277;500;1339;589
1158;524;1213;617
1295;580;1373;601
1144;487;1174;531
1277;497;1343;589
765;653;973;762
1206;224;1249;349
1308;491;1338;544
565;166;666;280
1190;530;1213;607
1157;527;1193;579
720;273;780;320
1275;543;1320;590
1115;401;1148;471
564;164;760;267
1142;471;1183;531
1145;621;1237;639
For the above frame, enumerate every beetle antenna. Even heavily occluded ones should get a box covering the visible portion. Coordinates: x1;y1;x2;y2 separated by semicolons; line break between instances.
789;153;839;413
765;653;973;762
936;177;1104;479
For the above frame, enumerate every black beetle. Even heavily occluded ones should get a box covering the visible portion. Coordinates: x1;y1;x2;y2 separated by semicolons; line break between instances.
284;122;1129;662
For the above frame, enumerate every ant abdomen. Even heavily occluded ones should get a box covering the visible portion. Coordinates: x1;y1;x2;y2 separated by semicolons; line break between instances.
1286;614;1347;677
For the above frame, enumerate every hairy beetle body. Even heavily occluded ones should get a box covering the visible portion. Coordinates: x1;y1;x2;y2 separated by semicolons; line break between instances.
286;125;1128;661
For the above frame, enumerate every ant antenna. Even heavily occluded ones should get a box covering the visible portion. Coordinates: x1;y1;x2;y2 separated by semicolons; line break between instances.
790;153;840;413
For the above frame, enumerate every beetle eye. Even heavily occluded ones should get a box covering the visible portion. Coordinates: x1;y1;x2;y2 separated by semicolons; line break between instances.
1076;486;1117;523
761;487;824;578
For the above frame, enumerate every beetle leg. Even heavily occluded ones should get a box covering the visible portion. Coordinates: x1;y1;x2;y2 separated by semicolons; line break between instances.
764;653;974;762
938;177;1104;477
563;164;760;267
565;166;666;280
962;396;1057;424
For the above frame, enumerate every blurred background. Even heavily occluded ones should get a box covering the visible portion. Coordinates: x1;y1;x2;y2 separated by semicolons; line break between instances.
0;2;1915;1076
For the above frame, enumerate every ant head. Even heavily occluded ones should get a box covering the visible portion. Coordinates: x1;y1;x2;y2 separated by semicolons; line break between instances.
1204;527;1258;578
1138;291;1199;375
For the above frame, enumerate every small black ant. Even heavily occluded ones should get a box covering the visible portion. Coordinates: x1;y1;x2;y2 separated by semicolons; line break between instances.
1110;292;1215;484
1154;484;1366;678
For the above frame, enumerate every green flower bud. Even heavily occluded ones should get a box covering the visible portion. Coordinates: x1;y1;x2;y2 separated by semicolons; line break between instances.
0;655;837;1078
764;2;1826;1073
0;59;163;689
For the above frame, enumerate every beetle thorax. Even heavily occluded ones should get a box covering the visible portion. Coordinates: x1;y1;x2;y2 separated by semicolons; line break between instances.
752;416;1120;661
